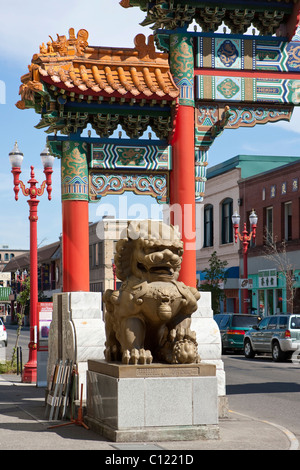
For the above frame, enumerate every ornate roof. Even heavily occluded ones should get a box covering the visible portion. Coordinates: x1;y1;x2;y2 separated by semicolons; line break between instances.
17;29;178;108
120;0;300;37
17;29;178;139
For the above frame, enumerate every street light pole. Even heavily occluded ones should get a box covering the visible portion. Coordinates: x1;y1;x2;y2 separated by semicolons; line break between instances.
232;210;258;314
9;142;54;383
111;258;117;291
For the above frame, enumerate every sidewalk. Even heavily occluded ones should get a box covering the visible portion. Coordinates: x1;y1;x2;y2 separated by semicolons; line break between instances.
0;374;298;451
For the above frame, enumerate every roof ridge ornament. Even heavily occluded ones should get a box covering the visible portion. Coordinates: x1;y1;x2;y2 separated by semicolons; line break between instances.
134;34;156;60
39;28;89;57
119;0;131;7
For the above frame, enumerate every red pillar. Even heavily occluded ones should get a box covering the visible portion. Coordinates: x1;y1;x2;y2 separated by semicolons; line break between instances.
62;200;90;292
60;141;90;292
169;33;196;289
171;105;196;288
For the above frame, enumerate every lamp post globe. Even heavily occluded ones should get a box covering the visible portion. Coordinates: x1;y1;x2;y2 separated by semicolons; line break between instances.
9;141;24;168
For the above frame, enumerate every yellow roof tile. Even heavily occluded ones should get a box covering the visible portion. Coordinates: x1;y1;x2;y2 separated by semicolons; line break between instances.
18;28;179;107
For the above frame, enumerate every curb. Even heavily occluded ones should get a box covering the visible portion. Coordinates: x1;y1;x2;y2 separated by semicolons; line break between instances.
229;410;299;451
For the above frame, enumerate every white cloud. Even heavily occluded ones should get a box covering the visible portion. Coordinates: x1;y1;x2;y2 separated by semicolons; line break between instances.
0;1;152;64
273;107;300;134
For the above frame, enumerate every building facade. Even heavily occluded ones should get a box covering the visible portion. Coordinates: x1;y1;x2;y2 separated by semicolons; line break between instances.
197;155;300;315
3;241;61;323
89;217;127;293
196;164;240;312
0;246;28;272
239;160;300;315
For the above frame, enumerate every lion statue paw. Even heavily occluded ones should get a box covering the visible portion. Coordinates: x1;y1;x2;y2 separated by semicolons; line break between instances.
158;327;200;364
122;348;153;365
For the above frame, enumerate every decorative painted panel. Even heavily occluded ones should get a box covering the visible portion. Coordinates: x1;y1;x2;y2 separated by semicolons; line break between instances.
91;143;172;170
196;75;300;105
256;78;300;104
196;75;250;102
195;149;208;202
89;171;169;203
61;141;89;201
214;38;242;69
195;34;300;72
169;34;194;106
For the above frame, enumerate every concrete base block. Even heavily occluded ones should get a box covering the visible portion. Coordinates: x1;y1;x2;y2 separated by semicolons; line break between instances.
85;417;219;442
85;361;219;442
48;292;104;400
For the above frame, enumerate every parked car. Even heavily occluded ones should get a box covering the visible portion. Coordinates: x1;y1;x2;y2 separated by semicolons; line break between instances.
0;318;7;347
214;313;260;353
244;314;300;362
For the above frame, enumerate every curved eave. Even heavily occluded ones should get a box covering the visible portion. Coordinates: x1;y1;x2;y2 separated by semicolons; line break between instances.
40;74;179;103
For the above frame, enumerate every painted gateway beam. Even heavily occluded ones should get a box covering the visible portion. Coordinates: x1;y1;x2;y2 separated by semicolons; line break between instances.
47;135;171;203
17;24;300;203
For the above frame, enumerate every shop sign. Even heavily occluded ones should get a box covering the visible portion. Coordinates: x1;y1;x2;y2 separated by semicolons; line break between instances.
37;302;53;351
258;269;277;288
239;279;253;289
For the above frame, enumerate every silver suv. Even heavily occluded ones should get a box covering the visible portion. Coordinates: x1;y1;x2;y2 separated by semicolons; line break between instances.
244;314;300;362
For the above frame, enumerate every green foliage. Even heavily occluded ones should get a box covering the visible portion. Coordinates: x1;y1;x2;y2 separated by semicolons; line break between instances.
11;277;30;368
0;360;17;374
199;251;228;314
17;277;30;308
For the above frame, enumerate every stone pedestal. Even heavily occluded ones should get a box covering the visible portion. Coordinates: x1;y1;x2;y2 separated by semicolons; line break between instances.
85;360;219;442
48;292;105;400
47;291;226;412
191;292;228;416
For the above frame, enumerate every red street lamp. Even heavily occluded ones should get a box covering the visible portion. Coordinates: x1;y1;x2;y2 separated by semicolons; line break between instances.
232;209;258;314
9;142;54;383
111;258;117;291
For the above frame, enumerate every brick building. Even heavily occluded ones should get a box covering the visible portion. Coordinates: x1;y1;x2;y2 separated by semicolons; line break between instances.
239;159;300;315
197;155;300;314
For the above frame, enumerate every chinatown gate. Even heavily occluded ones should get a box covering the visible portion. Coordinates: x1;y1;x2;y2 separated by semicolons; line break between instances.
17;1;300;407
18;1;300;293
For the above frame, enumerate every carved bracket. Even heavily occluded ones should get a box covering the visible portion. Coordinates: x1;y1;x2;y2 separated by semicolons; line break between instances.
89;171;169;204
195;102;293;148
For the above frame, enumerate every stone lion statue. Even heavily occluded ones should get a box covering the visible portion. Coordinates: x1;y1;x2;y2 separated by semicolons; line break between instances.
103;220;200;365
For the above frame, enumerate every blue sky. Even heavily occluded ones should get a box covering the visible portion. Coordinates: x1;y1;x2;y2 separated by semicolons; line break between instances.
1;0;300;249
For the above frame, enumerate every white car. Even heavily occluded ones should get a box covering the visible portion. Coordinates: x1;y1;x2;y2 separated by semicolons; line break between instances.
0;318;7;347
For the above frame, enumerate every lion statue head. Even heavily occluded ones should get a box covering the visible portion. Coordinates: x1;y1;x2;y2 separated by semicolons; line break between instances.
114;220;184;283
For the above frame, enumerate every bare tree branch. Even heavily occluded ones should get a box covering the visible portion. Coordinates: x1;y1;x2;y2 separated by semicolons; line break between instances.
262;229;296;313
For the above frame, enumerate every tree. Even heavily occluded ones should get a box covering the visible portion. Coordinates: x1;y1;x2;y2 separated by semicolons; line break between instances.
263;233;297;313
11;277;30;368
199;251;228;314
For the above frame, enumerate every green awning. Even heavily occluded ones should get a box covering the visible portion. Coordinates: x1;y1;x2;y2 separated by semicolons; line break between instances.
0;287;11;301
